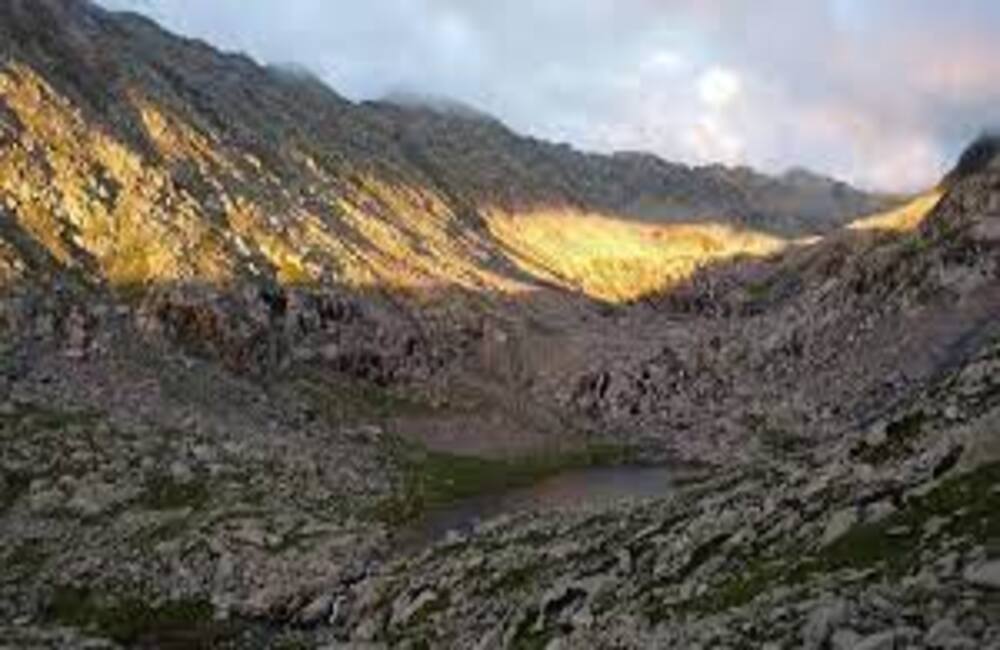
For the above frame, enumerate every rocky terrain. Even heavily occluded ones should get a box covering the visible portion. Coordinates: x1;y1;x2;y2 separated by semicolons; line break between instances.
0;1;998;648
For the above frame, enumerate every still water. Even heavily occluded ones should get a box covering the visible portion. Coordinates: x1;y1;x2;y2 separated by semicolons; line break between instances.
397;464;674;550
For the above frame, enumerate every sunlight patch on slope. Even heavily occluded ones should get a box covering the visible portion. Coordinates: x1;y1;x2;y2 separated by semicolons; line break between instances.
0;63;796;308
0;66;533;297
847;191;942;233
0;67;242;286
487;209;788;303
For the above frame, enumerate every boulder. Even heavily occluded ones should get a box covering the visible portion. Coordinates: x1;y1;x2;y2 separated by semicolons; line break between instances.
963;560;1000;590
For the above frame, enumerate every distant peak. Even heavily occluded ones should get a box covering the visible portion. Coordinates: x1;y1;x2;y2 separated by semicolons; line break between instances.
781;167;831;184
945;133;1000;187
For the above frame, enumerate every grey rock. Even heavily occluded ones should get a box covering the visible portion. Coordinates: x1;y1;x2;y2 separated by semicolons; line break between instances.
831;629;863;650
923;516;950;538
299;593;334;626
539;583;587;626
170;460;195;484
617;548;634;575
865;500;897;524
391;589;439;628
926;618;977;649
473;624;504;650
852;628;920;650
321;642;387;649
66;481;118;518
865;425;888;448
353;614;386;642
963;560;1000;590
822;508;858;546
28;488;64;514
886;525;911;538
543;637;569;650
570;604;595;630
936;552;961;577
802;599;850;649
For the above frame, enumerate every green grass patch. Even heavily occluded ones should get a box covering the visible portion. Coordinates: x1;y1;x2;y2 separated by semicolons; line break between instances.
813;461;1000;576
666;462;1000;618
0;345;19;378
47;587;226;648
5;542;49;582
480;561;546;597
509;606;555;650
745;278;776;303
138;474;211;511
129;514;194;551
0;402;101;432
270;637;315;650
1;469;32;513
899;234;932;259
676;533;731;582
850;410;928;465
758;427;810;458
285;369;434;425
673;557;785;618
373;439;632;523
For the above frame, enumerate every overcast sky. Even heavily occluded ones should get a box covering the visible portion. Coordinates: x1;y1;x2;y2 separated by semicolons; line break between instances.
96;0;1000;192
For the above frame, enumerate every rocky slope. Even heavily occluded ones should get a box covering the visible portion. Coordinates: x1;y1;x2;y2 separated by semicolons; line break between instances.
334;140;1000;648
0;0;888;297
0;1;998;649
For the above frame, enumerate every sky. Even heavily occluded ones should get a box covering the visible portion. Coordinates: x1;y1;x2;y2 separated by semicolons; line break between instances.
96;0;1000;192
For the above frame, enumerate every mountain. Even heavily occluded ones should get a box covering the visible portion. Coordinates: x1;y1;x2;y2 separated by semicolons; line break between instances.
0;0;891;300
1;1;999;648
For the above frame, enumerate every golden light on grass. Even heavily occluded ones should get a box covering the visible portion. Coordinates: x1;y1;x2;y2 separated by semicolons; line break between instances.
487;208;788;303
847;191;943;233
0;63;874;305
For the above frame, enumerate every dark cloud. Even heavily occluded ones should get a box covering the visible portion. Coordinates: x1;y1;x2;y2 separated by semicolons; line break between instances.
97;0;1000;191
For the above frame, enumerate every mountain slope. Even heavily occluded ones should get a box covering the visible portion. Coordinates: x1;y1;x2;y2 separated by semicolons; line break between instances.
2;2;1000;649
0;0;891;304
332;138;1000;650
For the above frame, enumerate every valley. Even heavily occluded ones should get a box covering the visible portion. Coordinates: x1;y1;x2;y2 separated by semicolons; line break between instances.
0;1;999;648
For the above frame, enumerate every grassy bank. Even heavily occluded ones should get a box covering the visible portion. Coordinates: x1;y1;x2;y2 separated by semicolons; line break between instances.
373;437;634;524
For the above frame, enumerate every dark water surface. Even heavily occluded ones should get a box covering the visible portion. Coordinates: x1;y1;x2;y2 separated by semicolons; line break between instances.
397;464;674;550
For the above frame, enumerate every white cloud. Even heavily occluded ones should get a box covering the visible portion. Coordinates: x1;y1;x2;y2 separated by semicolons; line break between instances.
644;50;686;73
697;67;742;110
93;0;1000;192
686;115;745;164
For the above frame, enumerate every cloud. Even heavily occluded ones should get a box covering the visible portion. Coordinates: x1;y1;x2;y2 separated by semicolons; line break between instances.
698;68;742;110
95;0;1000;192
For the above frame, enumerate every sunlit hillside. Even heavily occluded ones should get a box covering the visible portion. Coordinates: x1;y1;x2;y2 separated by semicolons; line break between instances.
847;191;943;232
0;62;922;310
0;64;530;297
0;0;898;310
488;209;788;302
0;59;815;306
